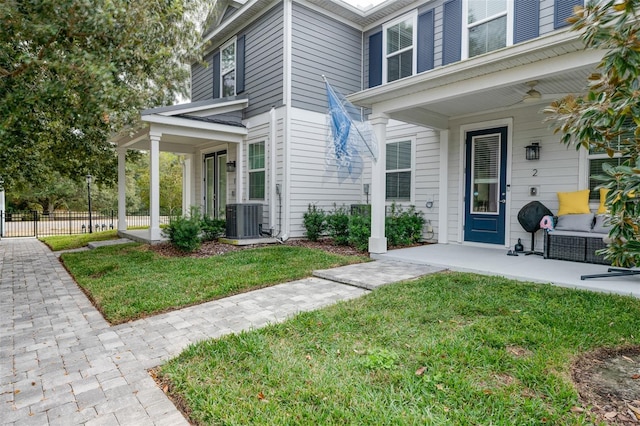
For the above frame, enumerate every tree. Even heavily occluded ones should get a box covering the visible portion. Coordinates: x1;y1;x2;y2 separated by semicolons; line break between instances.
545;0;640;267
0;0;209;189
137;152;183;215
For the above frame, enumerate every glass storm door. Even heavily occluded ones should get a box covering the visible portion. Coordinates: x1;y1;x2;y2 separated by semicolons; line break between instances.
464;127;507;244
204;151;227;219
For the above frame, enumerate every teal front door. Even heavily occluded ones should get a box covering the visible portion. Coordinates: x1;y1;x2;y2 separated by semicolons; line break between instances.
464;127;508;245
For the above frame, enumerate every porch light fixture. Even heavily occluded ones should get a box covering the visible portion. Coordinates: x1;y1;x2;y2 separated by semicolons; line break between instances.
525;142;540;161
226;161;236;172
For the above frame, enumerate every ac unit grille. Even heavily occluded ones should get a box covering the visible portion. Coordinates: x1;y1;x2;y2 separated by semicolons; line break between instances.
226;204;263;239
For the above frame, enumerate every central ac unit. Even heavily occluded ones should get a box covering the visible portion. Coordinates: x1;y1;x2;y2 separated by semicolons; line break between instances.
225;203;263;239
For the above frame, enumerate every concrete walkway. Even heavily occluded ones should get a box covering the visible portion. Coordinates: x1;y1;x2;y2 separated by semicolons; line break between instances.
0;238;436;425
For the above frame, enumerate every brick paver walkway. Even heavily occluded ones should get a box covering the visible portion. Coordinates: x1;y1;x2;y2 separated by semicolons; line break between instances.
0;239;372;425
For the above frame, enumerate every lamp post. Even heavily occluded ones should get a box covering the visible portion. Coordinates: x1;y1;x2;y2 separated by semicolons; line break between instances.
86;174;93;233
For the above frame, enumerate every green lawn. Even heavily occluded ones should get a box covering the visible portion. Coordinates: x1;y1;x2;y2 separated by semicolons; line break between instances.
40;230;120;251
158;272;640;425
61;244;367;324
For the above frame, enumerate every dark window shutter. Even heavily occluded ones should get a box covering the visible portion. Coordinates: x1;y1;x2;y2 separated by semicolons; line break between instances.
417;10;435;73
236;35;245;94
514;0;540;44
368;31;382;88
442;0;462;65
555;0;582;29
212;52;220;99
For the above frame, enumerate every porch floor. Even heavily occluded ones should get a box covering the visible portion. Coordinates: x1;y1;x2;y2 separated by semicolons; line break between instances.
373;243;640;299
118;229;167;245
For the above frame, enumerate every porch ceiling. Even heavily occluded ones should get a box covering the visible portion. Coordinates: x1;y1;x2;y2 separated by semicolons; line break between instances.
349;30;606;129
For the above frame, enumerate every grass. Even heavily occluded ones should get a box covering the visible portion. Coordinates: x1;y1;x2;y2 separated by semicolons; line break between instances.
61;244;367;324
40;230;120;251
158;272;640;425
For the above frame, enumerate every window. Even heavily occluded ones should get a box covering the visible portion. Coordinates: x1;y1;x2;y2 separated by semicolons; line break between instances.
220;39;236;97
249;141;265;200
383;14;416;83
386;140;412;201
587;123;633;201
465;0;510;58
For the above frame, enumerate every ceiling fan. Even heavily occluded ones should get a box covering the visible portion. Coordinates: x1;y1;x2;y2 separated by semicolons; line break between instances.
511;80;568;105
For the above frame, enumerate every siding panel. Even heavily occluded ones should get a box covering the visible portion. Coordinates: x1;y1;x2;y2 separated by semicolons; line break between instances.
291;3;362;113
243;3;284;117
191;53;213;101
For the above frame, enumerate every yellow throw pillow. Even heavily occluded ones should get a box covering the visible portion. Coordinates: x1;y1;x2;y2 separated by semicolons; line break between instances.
557;189;590;216
597;188;609;214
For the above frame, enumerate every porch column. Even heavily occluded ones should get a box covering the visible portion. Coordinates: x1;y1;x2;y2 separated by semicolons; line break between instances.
149;132;161;241
117;147;127;232
438;130;449;244
236;140;244;201
368;113;389;254
0;182;5;238
182;154;193;216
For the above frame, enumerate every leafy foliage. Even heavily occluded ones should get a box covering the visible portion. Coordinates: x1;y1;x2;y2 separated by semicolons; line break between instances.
0;0;208;189
348;213;371;251
163;208;203;252
544;0;640;267
326;204;350;246
201;216;226;242
385;203;425;247
302;204;327;242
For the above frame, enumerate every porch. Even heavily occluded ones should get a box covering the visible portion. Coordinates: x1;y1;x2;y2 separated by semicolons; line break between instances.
374;244;640;299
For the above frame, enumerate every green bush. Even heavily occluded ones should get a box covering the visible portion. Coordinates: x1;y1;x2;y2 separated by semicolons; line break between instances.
326;204;350;246
302;204;326;242
201;216;226;242
162;208;202;252
348;211;371;251
385;203;425;247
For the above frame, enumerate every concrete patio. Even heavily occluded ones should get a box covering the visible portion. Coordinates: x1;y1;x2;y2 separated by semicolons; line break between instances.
374;243;640;299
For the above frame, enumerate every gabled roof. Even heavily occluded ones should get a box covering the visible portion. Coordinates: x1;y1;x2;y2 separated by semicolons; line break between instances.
202;0;422;50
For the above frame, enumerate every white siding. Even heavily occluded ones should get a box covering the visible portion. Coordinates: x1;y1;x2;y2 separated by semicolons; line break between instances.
448;103;582;250
539;0;556;35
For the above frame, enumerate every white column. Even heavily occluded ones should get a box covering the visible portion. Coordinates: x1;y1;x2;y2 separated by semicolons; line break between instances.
438;130;449;244
368;113;389;254
117;147;128;232
149;132;161;241
182;154;193;216
236;140;244;201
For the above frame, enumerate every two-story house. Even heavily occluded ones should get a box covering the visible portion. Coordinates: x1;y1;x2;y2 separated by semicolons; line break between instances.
114;0;605;255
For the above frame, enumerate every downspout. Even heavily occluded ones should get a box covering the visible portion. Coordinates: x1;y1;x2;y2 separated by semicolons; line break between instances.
280;0;293;241
269;106;280;237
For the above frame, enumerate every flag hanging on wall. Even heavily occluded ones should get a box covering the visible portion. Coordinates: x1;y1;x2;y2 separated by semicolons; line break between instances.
324;76;378;176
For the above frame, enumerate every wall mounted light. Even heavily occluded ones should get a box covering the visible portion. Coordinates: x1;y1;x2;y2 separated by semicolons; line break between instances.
226;161;236;172
525;142;540;161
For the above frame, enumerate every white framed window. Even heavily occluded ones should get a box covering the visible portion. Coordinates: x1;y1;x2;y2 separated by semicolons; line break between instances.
220;38;236;97
382;13;417;83
248;141;265;200
386;139;413;202
463;0;513;59
587;125;633;202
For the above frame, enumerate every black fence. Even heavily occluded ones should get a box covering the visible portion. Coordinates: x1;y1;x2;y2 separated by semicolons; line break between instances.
0;210;171;238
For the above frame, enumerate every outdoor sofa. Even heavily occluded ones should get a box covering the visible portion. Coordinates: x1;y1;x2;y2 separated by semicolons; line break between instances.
543;213;609;265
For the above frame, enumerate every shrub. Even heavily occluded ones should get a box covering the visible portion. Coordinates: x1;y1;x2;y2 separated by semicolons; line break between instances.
162;208;202;252
326;204;350;246
302;204;326;242
201;216;226;242
348;213;370;251
385;203;425;247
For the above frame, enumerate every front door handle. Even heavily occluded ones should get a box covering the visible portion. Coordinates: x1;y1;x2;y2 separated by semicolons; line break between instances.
499;199;506;204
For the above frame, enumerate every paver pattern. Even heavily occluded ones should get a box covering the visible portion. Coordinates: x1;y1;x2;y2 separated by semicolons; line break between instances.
1;239;375;425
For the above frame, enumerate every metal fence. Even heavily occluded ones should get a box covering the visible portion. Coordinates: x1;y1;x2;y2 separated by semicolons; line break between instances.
0;210;172;238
